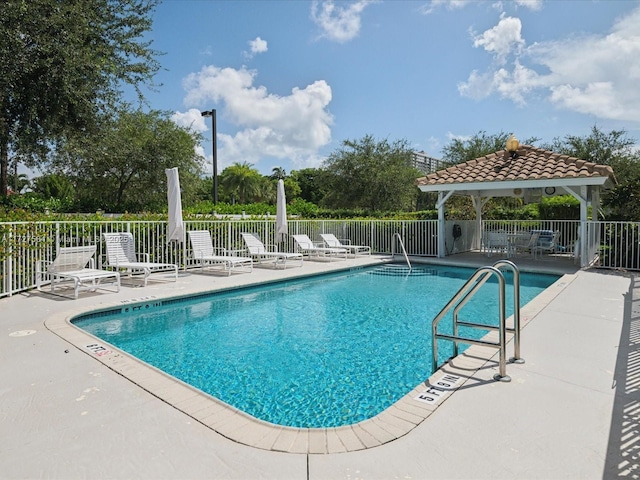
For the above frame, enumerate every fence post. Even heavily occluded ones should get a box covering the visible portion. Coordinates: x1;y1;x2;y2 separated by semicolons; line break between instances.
370;220;374;253
6;228;13;296
55;222;60;255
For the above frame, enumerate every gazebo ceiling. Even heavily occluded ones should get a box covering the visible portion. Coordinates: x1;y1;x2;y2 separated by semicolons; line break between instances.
416;145;617;196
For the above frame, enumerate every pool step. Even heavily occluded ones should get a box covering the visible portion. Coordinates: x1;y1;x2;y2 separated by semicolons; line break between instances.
368;265;438;276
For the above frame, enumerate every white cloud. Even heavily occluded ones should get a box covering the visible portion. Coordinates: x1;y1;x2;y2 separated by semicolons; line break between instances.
549;82;624;119
250;37;268;55
459;6;640;123
514;0;543;11
421;0;541;15
180;65;333;170
420;0;472;14
311;0;372;43
471;14;524;64
457;70;494;100
171;109;208;132
446;131;472;143
245;37;268;59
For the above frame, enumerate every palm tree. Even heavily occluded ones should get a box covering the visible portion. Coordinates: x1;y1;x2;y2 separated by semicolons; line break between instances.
220;162;262;204
270;166;286;180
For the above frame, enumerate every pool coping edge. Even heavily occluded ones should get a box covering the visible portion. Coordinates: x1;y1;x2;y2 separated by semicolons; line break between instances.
43;269;577;454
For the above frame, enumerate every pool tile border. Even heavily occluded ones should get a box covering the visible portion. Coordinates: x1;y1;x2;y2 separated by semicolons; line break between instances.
44;269;576;454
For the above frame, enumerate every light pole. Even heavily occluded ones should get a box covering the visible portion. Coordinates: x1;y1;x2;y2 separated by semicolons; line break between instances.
201;109;217;204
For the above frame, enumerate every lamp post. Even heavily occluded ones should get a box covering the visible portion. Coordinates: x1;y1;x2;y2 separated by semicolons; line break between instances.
201;109;218;204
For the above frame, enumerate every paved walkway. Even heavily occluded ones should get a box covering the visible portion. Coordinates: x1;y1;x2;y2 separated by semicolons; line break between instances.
0;255;637;479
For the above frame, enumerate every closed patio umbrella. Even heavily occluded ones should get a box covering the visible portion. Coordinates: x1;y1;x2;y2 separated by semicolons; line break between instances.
166;167;184;243
276;178;288;244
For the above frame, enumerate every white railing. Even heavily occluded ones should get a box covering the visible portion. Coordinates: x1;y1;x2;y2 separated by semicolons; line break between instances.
0;219;441;298
2;218;639;298
595;221;640;270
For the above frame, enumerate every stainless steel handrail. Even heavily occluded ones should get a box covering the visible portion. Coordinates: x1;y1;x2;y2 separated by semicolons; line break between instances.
492;260;523;363
391;233;412;271
431;265;511;382
442;261;524;367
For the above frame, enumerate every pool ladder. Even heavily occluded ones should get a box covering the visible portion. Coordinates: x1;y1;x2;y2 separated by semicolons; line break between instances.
391;233;412;272
431;260;523;382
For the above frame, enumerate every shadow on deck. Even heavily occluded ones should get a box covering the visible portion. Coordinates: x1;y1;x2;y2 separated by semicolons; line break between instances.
604;273;640;478
406;250;581;276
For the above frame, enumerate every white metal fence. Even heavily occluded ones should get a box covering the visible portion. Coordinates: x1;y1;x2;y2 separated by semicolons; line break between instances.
0;219;442;298
2;218;638;298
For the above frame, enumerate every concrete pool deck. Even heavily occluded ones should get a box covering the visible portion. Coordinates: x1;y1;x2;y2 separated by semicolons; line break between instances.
0;254;637;479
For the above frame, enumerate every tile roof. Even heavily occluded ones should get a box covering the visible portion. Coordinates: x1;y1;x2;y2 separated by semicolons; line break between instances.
416;145;616;187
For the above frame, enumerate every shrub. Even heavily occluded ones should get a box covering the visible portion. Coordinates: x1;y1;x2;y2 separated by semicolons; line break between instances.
538;195;579;220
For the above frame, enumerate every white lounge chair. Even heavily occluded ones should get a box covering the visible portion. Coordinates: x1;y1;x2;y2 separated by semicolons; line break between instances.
188;230;253;275
292;234;348;261
240;233;303;269
36;245;120;299
320;233;371;257
103;232;178;286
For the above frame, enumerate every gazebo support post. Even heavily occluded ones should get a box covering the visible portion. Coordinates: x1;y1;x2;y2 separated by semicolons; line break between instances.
436;190;454;258
471;195;490;251
566;185;600;268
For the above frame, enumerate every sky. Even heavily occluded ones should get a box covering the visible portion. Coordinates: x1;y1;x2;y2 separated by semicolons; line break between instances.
131;0;640;177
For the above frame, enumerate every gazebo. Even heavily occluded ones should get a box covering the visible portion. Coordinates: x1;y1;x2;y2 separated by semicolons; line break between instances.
415;137;617;267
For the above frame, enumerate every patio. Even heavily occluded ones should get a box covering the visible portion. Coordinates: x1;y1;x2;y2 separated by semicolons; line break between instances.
0;254;636;479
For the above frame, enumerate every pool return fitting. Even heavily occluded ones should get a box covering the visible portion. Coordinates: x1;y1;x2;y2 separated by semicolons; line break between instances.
431;260;523;382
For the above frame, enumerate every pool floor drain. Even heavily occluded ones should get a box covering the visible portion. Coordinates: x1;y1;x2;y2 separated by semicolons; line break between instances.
9;330;37;337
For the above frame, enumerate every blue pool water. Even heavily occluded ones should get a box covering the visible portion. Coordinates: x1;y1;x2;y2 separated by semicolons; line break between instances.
73;265;558;428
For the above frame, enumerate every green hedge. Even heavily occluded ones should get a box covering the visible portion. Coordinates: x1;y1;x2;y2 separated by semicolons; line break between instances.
1;195;581;222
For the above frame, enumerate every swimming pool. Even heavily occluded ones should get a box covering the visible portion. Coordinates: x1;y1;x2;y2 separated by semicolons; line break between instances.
73;265;558;428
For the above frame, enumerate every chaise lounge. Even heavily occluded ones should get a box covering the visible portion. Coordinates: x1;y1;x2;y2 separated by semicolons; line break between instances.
188;230;253;275
36;245;120;299
103;232;178;286
241;233;303;269
292;234;348;261
320;233;371;257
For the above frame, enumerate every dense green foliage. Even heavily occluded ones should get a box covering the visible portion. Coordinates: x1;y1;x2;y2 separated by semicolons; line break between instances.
1;0;160;197
321;135;422;211
543;126;640;220
441;131;539;165
219;162;264;204
47;110;203;212
1;123;638;222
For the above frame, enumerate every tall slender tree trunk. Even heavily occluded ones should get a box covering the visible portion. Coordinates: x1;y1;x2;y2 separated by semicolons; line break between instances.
0;110;9;197
0;139;8;198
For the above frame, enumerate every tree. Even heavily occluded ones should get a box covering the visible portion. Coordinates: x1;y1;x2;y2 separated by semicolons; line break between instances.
290;168;329;205
0;0;160;197
543;126;640;220
270;166;286;180
49;110;203;212
283;177;301;201
32;174;75;203
442;131;539;165
543;126;636;165
219;162;263;204
322;135;421;212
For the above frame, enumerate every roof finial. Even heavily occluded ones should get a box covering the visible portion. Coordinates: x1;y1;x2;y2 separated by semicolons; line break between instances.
506;134;519;159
